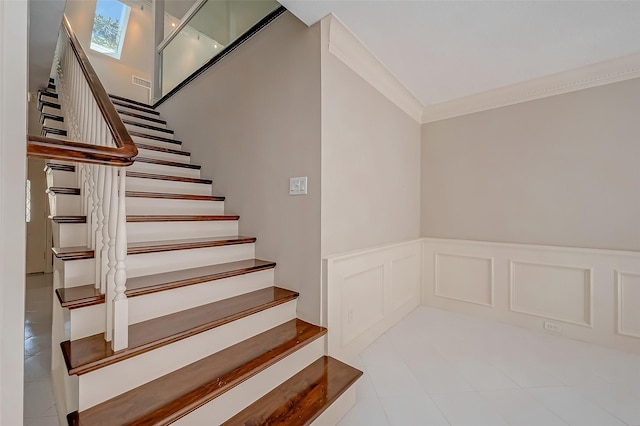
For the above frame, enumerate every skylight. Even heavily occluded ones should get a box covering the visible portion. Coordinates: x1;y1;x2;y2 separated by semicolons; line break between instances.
90;0;131;59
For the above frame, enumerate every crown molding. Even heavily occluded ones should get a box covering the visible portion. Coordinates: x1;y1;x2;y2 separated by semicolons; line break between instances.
326;14;424;123
422;52;640;123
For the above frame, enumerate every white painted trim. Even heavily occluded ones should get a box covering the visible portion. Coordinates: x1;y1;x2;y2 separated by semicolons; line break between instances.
324;240;421;361
509;260;594;328
422;237;640;354
422;52;640;123
0;0;28;423
326;14;423;123
616;270;640;339
434;252;495;308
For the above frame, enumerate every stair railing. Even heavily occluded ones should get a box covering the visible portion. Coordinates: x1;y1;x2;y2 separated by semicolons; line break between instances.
27;15;137;352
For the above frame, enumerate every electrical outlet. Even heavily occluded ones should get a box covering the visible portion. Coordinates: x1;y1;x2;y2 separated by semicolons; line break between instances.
543;321;561;333
289;177;307;195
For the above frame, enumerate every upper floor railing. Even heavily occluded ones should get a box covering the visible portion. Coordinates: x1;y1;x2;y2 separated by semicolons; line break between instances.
154;0;284;103
27;15;136;351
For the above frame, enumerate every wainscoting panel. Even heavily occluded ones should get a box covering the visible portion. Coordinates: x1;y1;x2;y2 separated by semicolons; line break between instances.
324;240;422;361
435;253;493;307
510;261;592;327
617;271;640;339
423;238;640;354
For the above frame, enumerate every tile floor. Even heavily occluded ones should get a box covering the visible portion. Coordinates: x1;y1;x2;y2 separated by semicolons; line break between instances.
24;273;59;426
338;307;640;426
23;274;640;426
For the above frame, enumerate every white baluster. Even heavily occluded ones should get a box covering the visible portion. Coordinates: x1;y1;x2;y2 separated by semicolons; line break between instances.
100;162;112;295
112;168;128;351
105;166;118;342
94;164;105;289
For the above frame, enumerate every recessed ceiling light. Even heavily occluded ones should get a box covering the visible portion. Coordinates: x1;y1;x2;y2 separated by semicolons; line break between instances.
171;22;176;27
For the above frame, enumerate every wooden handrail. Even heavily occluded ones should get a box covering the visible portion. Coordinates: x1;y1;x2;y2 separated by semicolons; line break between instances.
27;15;137;165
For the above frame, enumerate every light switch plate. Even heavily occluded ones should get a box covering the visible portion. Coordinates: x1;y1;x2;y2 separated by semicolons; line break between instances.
289;176;307;195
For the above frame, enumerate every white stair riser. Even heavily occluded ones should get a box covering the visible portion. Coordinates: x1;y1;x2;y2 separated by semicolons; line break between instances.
310;383;357;425
125;123;173;139
129;268;275;324
117;115;167;129
41;105;62;116
69;269;276;338
114;104;159;119
127;243;255;278
43;129;69;140
174;339;325;425
127;197;224;215
138;148;191;164
131;135;181;151
54;222;86;247
48;193;81;216
47;169;77;187
43;118;66;131
126;175;211;196
70;304;104;340
128;160;200;179
48;194;225;216
58;243;256;287
127;220;238;243
57;257;94;288
77;300;298;410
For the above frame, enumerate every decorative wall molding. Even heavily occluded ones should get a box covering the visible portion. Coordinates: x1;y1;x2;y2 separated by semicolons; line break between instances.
435;253;494;307
509;261;593;328
423;238;640;354
616;271;640;339
326;14;423;123
323;239;422;361
422;52;640;123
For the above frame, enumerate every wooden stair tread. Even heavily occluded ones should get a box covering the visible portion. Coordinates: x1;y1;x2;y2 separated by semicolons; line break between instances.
127;214;239;222
61;286;299;375
38;89;58;99
44;184;225;202
135;156;200;169
56;286;103;308
66;319;325;425
126;258;276;297
223;356;362;426
116;109;166;125
111;99;159;115
125;191;224;201
51;216;86;224
47;187;80;195
128;235;256;255
45;163;75;172
39;100;60;110
109;93;154;109
129;130;181;145
52;215;239;223
127;171;212;184
56;259;276;308
53;236;256;260
136;143;190;157
123;119;174;134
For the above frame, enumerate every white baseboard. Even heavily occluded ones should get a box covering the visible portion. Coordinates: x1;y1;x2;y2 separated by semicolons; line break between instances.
323;239;422;361
422;238;640;354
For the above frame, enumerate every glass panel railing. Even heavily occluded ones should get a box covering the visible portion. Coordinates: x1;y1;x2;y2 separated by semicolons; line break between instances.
159;0;280;97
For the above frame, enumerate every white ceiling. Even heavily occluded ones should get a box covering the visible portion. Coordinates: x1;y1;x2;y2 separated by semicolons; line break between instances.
280;0;640;106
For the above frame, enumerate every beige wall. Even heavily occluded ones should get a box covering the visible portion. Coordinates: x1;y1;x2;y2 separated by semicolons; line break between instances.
65;0;153;103
320;18;421;257
157;13;322;323
421;78;640;251
0;0;27;422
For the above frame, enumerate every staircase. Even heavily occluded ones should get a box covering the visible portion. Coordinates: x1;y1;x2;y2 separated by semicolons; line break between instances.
40;81;361;425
